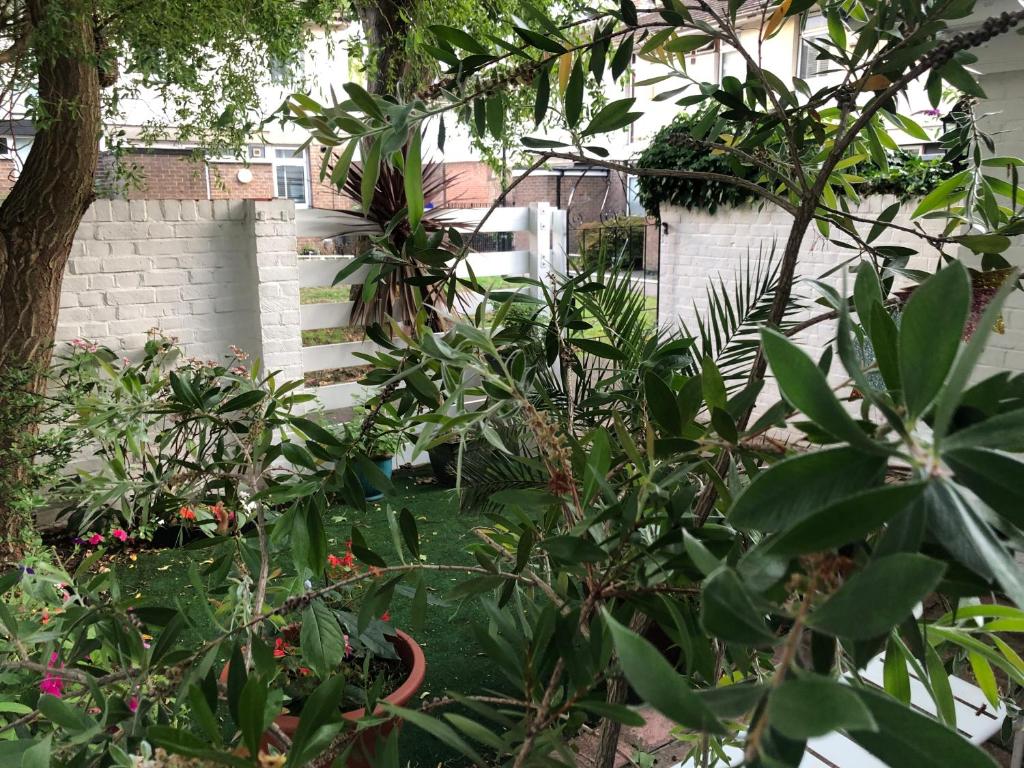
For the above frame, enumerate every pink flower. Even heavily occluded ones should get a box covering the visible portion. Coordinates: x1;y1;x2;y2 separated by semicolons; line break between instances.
128;696;139;713
344;634;352;658
39;652;63;698
112;529;128;542
87;533;104;546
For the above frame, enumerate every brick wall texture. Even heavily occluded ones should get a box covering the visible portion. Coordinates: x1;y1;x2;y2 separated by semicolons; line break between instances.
58;199;303;380
657;197;1024;409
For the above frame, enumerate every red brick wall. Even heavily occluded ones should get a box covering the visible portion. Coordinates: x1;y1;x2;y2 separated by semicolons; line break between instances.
208;162;274;200
0;158;16;197
440;161;501;207
105;151;209;199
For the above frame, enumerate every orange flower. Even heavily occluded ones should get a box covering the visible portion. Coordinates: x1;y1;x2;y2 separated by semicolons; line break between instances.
179;506;196;521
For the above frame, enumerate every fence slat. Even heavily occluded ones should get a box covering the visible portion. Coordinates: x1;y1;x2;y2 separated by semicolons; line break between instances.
314;380;372;410
299;258;369;288
457;250;531;277
300;301;356;330
302;340;381;370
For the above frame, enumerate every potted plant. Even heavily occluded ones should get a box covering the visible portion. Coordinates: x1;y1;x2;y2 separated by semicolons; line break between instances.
330;401;409;500
219;540;426;766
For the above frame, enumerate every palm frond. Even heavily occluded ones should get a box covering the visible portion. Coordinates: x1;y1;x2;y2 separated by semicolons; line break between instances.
682;244;803;391
453;425;549;515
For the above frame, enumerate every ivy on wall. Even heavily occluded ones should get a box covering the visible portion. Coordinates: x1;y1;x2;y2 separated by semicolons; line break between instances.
635;112;959;216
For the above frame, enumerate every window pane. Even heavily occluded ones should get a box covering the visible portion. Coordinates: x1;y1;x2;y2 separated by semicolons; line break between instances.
276;165;307;205
275;147;300;159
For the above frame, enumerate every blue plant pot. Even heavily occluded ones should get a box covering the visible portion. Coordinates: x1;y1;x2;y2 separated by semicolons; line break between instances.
359;456;393;501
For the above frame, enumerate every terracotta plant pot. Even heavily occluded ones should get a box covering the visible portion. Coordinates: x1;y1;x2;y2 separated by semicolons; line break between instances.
221;630;426;765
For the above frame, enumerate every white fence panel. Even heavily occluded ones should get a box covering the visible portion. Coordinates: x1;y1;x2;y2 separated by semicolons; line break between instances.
301;204;563;415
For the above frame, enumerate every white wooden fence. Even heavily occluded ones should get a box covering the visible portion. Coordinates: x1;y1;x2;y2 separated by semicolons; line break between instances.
299;202;567;410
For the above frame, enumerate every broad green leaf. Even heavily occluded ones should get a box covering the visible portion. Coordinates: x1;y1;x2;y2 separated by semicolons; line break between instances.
286;676;346;767
700;567;775;646
853;261;884;331
847;686;996;768
944;448;1024;529
943;408;1024;452
602;609;726;733
564;58;585;127
382;705;486;764
924;480;1024;608
300;600;346;680
761;328;879;450
808;554;945;639
749;483;925;559
729;447;887;531
768;677;876;739
644;371;682;434
701;356;726;411
956;234;1011;254
968;651;1000;708
582;98;642;136
238;677;269;758
360;136;382;213
898;263;970;420
911;170;971;218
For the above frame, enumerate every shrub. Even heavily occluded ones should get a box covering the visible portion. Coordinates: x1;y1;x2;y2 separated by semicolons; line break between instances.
635;111;960;215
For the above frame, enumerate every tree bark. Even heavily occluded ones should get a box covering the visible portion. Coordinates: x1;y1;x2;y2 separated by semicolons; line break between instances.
0;0;101;555
352;0;419;96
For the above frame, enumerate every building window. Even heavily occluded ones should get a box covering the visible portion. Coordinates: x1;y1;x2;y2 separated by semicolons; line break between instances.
272;147;309;208
798;14;839;79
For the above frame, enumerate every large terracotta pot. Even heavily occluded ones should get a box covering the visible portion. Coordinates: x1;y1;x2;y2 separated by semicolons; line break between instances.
222;630;426;765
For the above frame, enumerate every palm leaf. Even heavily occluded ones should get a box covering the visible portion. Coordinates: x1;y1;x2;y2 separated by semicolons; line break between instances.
453;425;548;515
682;244;803;392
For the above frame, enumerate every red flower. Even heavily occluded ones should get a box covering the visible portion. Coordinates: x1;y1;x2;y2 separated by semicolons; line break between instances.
87;533;104;546
211;501;230;535
273;637;288;658
179;506;196;521
112;528;128;542
327;554;343;568
380;611;390;622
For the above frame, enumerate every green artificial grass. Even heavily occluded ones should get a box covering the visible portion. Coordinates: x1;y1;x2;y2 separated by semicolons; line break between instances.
120;478;500;766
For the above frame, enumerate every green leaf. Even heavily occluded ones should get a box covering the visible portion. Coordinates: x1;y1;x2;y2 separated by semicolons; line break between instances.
944;448;1024;529
968;651;1000;708
701;567;775;646
750;483;925;559
911;170;971;218
360;136;382;213
602;609;725;734
943;408;1024;452
21;736;51;768
286;676;346;767
937;60;987;98
898;263;970;420
398;507;420;559
644;371;681;434
534;65;551;127
543;535;605;563
768;677;876;739
847;686;996;768
925;643;957;728
760;328;878;450
932;267;1018;440
807;554;945;640
582;98;641;137
883;636;911;704
564;58;585;128
239;677;269;758
924;480;1024;608
430;24;490;54
701;356;726;411
571;338;625;361
853;262;884;331
219;390;265;413
342;83;384;120
404;130;424;229
381;705;486;764
37;695;95;732
956;234;1012;254
300;600;346;680
729;447;887;531
577;700;647;727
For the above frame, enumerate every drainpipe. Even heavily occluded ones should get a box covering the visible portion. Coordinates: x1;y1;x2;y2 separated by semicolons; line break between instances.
555;168;564;210
203;161;212;200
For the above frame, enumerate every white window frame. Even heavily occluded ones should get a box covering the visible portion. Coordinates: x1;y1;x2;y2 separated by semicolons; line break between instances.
798;14;840;80
719;46;746;83
272;146;310;209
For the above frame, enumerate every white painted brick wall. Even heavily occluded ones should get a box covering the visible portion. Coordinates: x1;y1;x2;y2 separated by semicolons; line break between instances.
658;197;1024;410
57;199;304;381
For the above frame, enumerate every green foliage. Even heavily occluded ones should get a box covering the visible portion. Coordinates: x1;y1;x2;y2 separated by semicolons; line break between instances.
635;112;961;215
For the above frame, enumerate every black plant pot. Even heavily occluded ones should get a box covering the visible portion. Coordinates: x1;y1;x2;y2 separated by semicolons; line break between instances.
427;441;458;487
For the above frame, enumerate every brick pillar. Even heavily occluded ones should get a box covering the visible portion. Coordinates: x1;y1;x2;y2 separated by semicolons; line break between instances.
246;200;304;383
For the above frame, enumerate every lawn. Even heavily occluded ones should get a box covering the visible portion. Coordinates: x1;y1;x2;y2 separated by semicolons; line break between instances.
120;477;499;766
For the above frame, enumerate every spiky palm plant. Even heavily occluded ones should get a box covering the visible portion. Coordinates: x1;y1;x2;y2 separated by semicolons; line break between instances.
330;148;463;331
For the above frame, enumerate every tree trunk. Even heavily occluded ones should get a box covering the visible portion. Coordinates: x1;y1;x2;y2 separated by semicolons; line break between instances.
0;0;101;557
353;0;419;96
